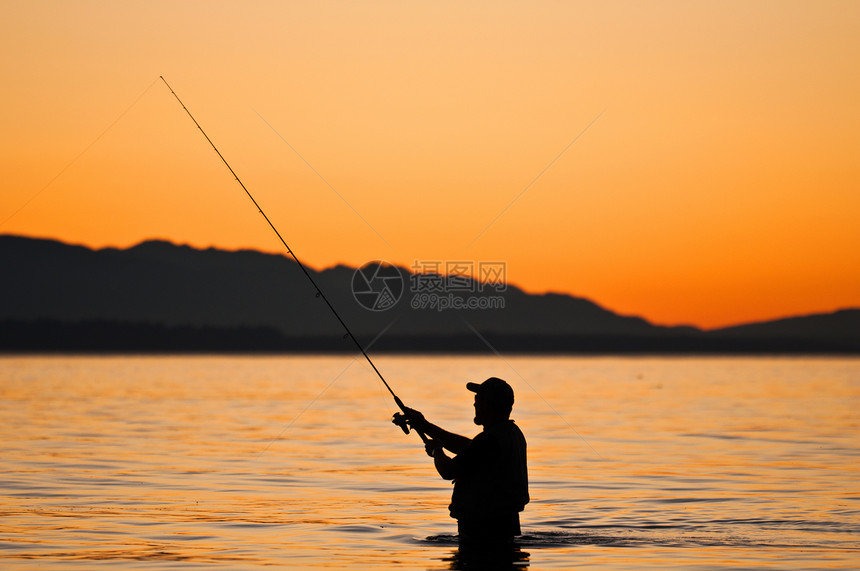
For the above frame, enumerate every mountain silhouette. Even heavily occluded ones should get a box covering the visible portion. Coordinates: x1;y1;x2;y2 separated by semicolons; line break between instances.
1;235;857;353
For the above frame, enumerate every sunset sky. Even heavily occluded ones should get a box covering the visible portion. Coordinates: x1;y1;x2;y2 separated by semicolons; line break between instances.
2;1;858;329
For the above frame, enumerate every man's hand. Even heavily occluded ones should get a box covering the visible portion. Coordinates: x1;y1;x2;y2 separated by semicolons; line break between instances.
425;439;443;458
403;407;430;433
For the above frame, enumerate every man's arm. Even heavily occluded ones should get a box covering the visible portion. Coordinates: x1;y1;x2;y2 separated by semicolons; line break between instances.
424;423;471;455
426;440;458;480
404;408;471;454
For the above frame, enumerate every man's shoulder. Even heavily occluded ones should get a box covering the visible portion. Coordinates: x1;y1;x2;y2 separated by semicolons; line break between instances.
483;420;526;445
486;419;524;435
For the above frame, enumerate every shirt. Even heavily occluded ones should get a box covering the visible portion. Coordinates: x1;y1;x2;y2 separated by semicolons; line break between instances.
449;419;529;521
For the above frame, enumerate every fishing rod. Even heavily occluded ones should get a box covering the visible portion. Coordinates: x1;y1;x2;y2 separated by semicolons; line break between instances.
160;76;427;444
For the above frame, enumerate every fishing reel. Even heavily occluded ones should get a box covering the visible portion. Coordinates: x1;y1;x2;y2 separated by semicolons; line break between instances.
392;412;411;435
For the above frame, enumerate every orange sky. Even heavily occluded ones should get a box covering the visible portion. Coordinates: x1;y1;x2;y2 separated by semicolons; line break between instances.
2;1;859;329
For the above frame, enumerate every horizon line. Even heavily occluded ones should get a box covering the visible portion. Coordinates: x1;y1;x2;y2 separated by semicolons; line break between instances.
3;231;855;332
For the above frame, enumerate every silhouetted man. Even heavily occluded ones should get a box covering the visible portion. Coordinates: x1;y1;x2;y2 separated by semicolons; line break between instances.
404;377;529;552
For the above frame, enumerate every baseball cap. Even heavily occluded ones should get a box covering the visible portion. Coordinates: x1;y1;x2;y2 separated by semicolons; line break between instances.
466;377;514;409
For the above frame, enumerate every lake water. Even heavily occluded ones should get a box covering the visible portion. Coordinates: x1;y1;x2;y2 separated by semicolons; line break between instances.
1;355;858;569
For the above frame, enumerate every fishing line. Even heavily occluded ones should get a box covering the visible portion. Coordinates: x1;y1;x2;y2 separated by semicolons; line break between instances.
160;76;426;443
465;108;606;249
253;109;392;248
1;77;161;229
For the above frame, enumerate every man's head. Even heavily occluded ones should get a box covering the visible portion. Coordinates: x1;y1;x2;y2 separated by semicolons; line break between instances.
467;377;514;425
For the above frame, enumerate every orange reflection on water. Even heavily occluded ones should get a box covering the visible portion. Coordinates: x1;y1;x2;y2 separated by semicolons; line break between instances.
1;355;858;569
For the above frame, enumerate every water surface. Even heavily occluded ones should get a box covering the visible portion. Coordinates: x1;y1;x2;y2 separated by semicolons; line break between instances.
1;355;858;569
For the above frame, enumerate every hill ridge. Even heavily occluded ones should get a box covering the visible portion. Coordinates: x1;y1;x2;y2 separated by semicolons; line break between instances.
1;234;857;352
